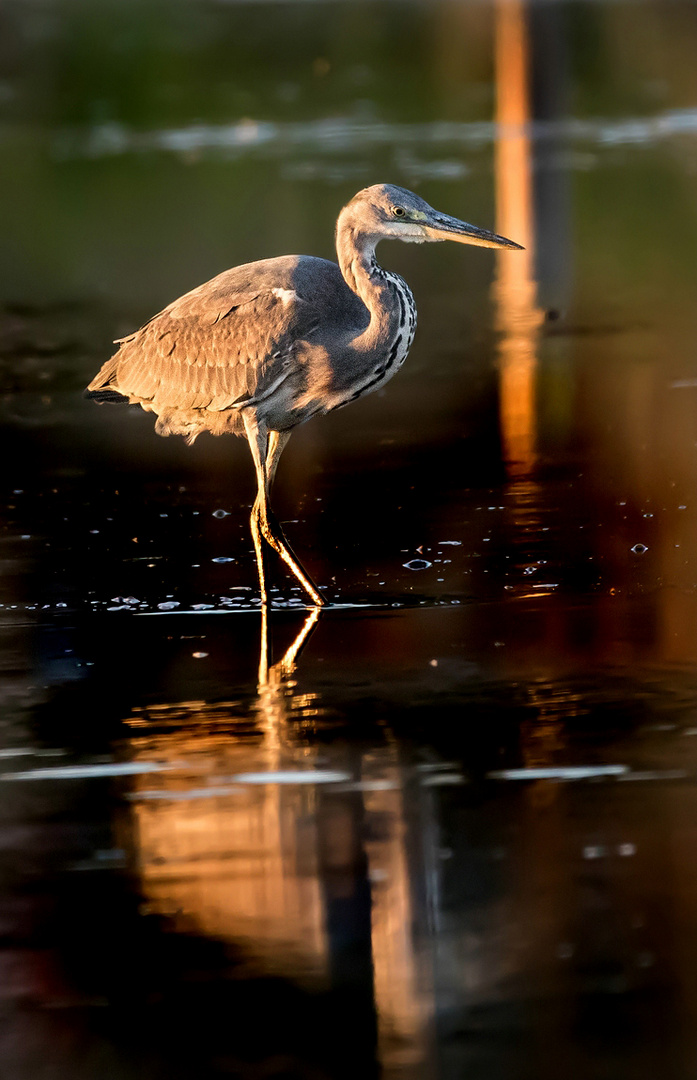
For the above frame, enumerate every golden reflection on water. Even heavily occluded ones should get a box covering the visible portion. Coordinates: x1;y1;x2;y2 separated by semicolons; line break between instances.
121;610;433;1073
520;682;582;809
494;0;543;476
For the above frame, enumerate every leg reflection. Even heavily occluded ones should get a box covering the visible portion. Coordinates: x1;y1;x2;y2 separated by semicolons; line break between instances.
258;604;321;690
256;606;322;760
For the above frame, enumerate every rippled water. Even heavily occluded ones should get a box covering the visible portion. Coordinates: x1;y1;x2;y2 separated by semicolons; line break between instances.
2;0;697;1077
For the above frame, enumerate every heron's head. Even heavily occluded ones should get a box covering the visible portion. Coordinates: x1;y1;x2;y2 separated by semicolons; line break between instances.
339;183;523;251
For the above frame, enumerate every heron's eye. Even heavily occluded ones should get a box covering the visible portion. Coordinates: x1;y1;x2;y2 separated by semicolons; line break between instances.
392;206;407;218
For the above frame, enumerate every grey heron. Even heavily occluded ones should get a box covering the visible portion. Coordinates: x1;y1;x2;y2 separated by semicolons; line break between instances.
87;184;522;607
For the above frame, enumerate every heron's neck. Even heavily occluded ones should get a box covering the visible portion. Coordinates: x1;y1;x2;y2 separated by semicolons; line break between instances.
335;222;397;350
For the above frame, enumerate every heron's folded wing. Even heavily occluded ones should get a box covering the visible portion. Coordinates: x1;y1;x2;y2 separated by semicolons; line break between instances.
88;283;310;413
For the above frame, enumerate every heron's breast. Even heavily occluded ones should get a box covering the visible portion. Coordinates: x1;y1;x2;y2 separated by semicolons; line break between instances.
329;275;417;410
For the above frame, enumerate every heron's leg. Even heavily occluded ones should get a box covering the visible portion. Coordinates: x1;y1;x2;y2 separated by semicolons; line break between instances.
249;499;269;608
242;412;325;607
265;429;292;491
244;423;290;607
242;415;271;607
253;430;290;612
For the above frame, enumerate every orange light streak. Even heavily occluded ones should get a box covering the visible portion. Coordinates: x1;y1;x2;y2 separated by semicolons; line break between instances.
494;0;543;475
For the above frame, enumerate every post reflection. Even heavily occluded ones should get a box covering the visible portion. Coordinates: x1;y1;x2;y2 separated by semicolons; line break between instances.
494;0;544;476
121;610;434;1076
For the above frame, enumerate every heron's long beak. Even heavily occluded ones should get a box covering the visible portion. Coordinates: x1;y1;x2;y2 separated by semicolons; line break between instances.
422;213;523;250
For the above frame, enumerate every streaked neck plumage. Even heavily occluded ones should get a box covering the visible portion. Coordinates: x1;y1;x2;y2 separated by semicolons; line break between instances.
335;209;407;355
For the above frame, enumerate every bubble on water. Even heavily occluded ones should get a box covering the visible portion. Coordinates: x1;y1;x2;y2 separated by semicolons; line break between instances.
157;601;180;610
212;509;230;519
191;603;214;610
618;842;636;857
631;543;648;554
583;845;606;860
212;556;235;563
403;559;432;571
192;651;209;659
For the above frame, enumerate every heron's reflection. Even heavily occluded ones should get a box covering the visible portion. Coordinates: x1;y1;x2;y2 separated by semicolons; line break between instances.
121;607;433;1073
258;602;321;694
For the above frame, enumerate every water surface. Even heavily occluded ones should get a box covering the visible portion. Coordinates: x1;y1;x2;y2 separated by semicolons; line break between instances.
2;1;697;1077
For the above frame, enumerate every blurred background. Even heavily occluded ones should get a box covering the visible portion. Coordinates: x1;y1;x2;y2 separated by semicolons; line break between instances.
2;0;697;1077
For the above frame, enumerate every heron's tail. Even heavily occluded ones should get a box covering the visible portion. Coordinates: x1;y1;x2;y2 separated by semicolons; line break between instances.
84;387;129;404
85;354;128;403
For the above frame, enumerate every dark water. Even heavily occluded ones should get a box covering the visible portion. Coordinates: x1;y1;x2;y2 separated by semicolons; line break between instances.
3;0;697;1077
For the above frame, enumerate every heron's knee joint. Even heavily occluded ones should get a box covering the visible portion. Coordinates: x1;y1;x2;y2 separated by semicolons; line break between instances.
259;519;277;545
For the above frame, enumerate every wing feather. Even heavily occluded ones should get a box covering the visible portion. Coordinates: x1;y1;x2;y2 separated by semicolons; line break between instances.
88;279;310;416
